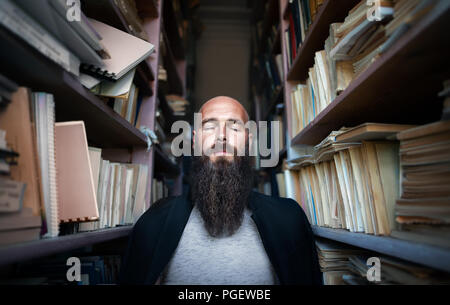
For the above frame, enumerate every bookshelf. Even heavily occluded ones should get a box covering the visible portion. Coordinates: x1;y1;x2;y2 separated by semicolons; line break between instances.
0;27;147;148
275;0;450;275
284;0;360;81
0;0;186;272
312;226;450;273
0;226;132;267
290;1;450;145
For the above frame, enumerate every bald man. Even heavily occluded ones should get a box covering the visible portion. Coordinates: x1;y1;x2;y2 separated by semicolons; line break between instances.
120;97;322;285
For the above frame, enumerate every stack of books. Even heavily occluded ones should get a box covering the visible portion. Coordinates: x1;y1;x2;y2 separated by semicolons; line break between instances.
286;123;418;235
316;238;450;284
391;119;450;248
315;238;368;285
78;147;149;232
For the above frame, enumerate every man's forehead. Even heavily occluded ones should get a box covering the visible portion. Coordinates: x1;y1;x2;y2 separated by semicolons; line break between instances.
200;97;249;122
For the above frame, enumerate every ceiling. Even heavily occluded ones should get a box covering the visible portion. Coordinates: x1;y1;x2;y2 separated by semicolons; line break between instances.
197;0;255;23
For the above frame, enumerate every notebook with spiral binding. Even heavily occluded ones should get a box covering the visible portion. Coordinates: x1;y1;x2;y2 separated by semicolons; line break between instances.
81;19;155;81
33;92;60;238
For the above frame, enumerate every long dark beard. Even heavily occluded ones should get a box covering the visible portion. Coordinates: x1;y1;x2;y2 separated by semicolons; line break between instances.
190;155;254;237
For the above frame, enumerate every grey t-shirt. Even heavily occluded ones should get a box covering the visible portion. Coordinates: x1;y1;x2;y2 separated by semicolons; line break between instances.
161;205;279;285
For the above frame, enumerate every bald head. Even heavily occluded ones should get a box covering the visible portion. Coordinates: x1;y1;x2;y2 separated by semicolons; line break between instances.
195;96;251;162
199;96;249;123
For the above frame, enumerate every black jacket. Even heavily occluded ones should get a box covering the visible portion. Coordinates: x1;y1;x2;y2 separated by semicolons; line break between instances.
119;190;323;285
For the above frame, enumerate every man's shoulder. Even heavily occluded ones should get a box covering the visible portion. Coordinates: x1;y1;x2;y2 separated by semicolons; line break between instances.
133;195;182;230
251;191;311;229
251;191;306;214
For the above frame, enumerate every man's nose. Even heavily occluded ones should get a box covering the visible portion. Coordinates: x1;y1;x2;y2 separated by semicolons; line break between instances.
216;122;227;142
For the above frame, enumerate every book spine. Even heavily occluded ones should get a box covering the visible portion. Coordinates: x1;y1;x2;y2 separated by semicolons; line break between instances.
292;0;302;47
0;0;80;77
46;94;60;237
288;12;297;59
49;0;105;52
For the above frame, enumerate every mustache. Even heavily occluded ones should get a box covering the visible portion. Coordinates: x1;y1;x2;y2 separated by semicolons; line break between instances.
204;142;237;155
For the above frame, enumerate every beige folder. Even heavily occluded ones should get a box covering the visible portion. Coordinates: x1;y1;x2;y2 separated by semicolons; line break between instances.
55;121;99;222
0;88;43;217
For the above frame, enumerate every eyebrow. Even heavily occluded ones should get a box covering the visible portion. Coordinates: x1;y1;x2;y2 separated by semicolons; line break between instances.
201;118;244;125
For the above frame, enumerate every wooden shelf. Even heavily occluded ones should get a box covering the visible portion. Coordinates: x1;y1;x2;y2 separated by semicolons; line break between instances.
0;226;132;267
312;226;450;273
286;0;360;81
291;3;450;146
0;27;148;148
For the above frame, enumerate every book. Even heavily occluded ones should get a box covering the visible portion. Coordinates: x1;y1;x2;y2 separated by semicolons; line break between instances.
88;147;103;194
0;207;41;232
133;165;149;222
391;225;450;249
315;238;368;285
0;178;26;213
336;123;417;143
91;68;136;99
276;172;287;198
15;0;106;67
0;227;41;246
291;128;400;235
284;169;301;204
397;120;450;141
330;0;394;61
0;88;43;218
0;0;80;76
55;121;99;223
32;92;59;238
49;0;110;59
394;119;450;247
83;18;154;80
